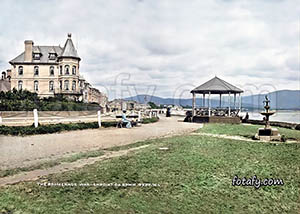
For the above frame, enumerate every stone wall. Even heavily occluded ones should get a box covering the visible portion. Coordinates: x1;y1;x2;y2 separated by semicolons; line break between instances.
244;119;299;129
192;116;241;124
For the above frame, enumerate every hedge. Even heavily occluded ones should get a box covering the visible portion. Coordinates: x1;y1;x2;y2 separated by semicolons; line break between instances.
141;117;159;124
0;122;116;136
0;117;159;136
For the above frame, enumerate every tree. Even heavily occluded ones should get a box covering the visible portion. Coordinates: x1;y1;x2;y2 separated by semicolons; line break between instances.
148;102;159;109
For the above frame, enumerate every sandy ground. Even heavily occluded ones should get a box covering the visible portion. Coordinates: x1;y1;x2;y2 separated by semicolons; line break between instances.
0;116;202;170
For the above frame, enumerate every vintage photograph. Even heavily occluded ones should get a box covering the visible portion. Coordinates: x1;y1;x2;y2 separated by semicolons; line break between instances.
0;0;299;213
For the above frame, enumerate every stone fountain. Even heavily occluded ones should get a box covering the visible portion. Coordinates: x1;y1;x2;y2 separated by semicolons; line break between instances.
255;95;281;141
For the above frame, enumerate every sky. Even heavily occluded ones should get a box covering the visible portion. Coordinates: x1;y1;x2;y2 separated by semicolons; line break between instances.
0;0;299;100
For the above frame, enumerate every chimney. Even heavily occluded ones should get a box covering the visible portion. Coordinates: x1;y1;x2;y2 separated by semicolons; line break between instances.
24;40;33;62
6;69;11;77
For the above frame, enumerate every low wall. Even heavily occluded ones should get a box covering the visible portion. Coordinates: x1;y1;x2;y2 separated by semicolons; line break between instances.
243;119;299;130
192;116;241;124
0;111;98;118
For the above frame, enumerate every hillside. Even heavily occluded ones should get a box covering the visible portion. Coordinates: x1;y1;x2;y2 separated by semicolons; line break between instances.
125;90;300;110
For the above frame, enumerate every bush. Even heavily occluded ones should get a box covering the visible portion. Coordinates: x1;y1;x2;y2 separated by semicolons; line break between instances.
0;89;101;111
0;121;122;136
141;117;159;124
0;116;160;136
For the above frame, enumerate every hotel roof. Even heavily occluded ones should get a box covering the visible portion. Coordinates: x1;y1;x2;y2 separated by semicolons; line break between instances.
9;34;80;64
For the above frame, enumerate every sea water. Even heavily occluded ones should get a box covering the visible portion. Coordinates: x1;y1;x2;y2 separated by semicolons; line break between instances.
240;110;300;124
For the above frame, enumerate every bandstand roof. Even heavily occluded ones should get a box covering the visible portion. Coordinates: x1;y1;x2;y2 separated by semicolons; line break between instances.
191;76;243;94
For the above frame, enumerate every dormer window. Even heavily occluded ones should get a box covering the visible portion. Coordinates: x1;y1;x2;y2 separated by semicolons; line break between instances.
49;53;56;60
33;53;41;60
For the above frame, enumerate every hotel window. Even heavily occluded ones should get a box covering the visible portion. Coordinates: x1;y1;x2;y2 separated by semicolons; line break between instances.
49;53;56;60
72;66;76;75
59;66;63;75
18;80;23;90
33;53;40;60
34;80;39;91
72;80;76;91
59;80;62;90
18;66;23;75
65;65;69;75
49;66;54;76
34;66;39;76
64;80;69;91
49;81;54;91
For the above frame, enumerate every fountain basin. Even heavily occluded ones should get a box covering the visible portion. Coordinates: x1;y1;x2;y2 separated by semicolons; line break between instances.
260;111;276;116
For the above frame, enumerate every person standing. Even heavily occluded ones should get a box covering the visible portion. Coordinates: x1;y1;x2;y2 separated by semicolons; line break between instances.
166;107;171;117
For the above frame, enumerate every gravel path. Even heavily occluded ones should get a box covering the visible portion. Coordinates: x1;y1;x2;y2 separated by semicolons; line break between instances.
0;116;202;170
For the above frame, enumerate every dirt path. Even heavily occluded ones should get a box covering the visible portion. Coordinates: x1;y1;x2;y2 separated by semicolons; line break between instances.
191;132;298;143
0;145;149;187
190;132;255;142
0;116;202;170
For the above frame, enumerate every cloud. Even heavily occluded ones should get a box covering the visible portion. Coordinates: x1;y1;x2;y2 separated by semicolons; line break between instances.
0;0;299;100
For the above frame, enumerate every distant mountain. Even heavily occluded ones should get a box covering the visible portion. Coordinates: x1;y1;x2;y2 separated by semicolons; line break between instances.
242;90;300;110
124;90;300;110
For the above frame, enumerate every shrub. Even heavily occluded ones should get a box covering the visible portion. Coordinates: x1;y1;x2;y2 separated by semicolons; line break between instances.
0;116;159;136
0;121;120;136
0;89;101;111
141;117;159;124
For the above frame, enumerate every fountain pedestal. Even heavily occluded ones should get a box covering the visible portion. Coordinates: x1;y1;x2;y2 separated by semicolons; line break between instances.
256;128;281;141
255;97;281;141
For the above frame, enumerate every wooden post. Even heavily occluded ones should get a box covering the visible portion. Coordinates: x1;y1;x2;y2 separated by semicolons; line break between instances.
239;93;241;112
33;109;38;128
228;92;231;117
97;110;101;127
234;93;236;109
208;92;211;117
138;111;141;122
203;94;205;107
192;92;196;116
219;94;222;108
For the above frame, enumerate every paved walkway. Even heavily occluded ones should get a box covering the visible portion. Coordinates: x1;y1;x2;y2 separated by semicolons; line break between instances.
0;116;202;170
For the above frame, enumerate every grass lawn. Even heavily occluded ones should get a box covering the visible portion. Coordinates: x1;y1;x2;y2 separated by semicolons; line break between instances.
199;123;300;141
1;126;300;213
